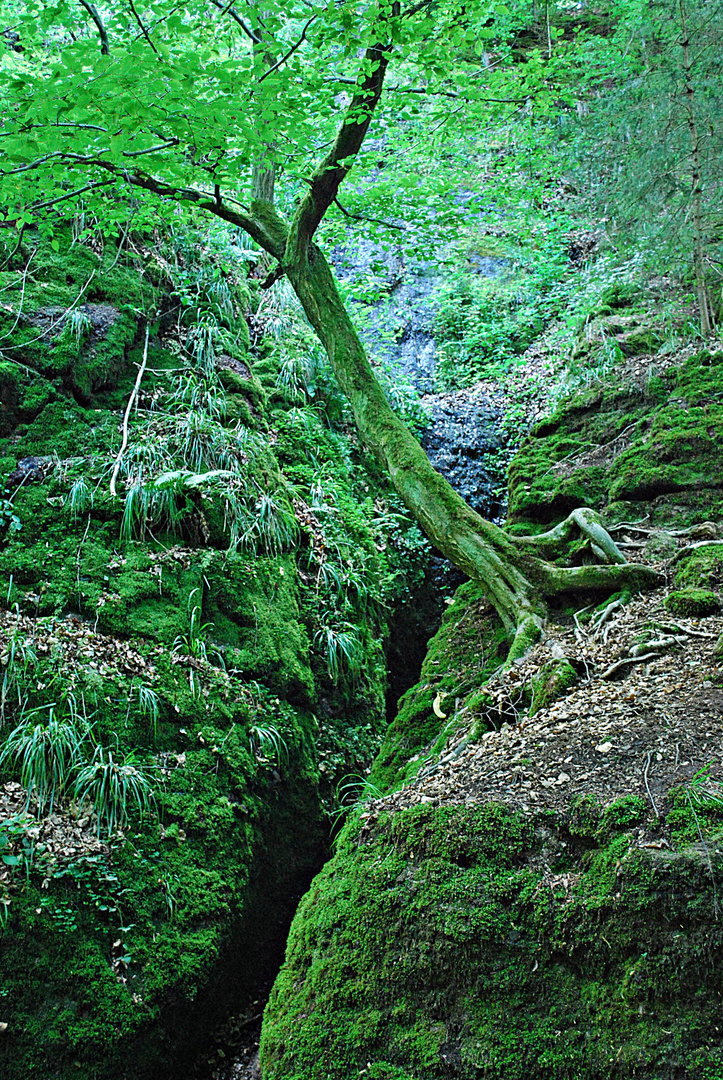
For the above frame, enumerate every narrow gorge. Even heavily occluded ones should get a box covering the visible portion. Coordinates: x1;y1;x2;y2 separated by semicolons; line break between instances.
1;0;723;1076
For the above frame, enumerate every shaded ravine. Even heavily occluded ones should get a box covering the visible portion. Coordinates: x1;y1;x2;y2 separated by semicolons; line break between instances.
333;234;509;520
190;246;508;1080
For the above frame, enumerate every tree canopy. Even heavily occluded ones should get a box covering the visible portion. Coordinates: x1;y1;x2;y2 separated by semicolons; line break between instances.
0;0;668;660
1;0;524;233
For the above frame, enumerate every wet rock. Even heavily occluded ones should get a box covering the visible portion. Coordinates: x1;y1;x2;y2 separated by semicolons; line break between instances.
26;302;120;340
421;387;504;519
7;456;53;486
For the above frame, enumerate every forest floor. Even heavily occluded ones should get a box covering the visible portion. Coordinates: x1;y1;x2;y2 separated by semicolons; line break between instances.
364;567;723;842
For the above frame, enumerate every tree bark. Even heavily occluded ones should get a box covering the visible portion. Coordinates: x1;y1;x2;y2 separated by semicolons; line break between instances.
678;0;713;335
285;244;660;660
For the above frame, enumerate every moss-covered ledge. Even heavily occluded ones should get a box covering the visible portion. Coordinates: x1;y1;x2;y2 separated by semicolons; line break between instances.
508;348;723;530
260;800;723;1080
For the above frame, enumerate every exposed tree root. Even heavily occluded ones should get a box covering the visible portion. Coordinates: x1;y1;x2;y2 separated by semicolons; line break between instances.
667;539;723;568
524;507;628;565
601;652;660;680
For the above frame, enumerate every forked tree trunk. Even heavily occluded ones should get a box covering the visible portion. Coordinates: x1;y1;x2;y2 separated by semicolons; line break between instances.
90;6;660;663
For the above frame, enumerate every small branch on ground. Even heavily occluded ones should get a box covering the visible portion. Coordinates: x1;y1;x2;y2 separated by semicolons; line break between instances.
601;652;660;680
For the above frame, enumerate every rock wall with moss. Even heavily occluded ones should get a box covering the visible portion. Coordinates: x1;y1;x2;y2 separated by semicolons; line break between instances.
262;801;723;1080
0;224;436;1079
259;337;723;1080
508;346;723;531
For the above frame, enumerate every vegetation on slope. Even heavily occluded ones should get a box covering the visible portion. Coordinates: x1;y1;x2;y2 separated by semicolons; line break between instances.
0;221;432;1079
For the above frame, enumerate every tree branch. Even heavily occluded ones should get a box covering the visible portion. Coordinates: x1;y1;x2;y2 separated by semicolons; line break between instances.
333;197;404;231
110;325;150;497
403;0;434;17
28;179;115;213
127;0;158;53
122;138;180;157
285;3;400;265
207;0;260;43
78;0;109;54
0;154;287;258
257;15;316;83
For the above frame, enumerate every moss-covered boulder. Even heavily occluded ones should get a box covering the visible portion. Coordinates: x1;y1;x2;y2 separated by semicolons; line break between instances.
261;801;723;1079
508;349;723;528
665;587;720;617
259;331;723;1079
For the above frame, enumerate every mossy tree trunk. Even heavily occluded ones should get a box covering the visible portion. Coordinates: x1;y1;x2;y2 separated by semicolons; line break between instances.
283;242;659;659
80;6;660;660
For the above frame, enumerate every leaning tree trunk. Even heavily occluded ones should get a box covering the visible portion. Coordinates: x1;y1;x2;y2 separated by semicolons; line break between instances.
286;244;660;661
97;5;660;664
24;0;661;661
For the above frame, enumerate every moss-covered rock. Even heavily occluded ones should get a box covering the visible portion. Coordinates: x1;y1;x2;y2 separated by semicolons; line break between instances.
674;544;723;591
259;321;723;1080
369;581;506;792
260;801;723;1080
664;587;720;617
0;227;433;1079
508;349;723;528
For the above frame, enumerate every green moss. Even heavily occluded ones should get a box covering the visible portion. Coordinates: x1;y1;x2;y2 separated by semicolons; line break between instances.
370;582;506;792
529;658;577;715
0;229;430;1080
260;799;723;1080
674;546;723;591
665;588;720;617
596;795;647;841
508;351;723;529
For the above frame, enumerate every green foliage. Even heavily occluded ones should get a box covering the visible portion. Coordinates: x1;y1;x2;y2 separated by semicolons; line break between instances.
561;0;723;308
172;589;224;666
248;723;288;766
60;310;92;355
433;248;569;388
135;683;160;738
686;767;723;812
0;814;35;896
65;477;94;520
314;623;364;684
0;497;22;540
0;698;90;814
73;745;157;837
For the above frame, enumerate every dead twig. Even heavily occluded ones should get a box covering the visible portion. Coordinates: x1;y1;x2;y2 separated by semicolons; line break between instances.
644;751;660;819
109;325;150;497
601;652;660;680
